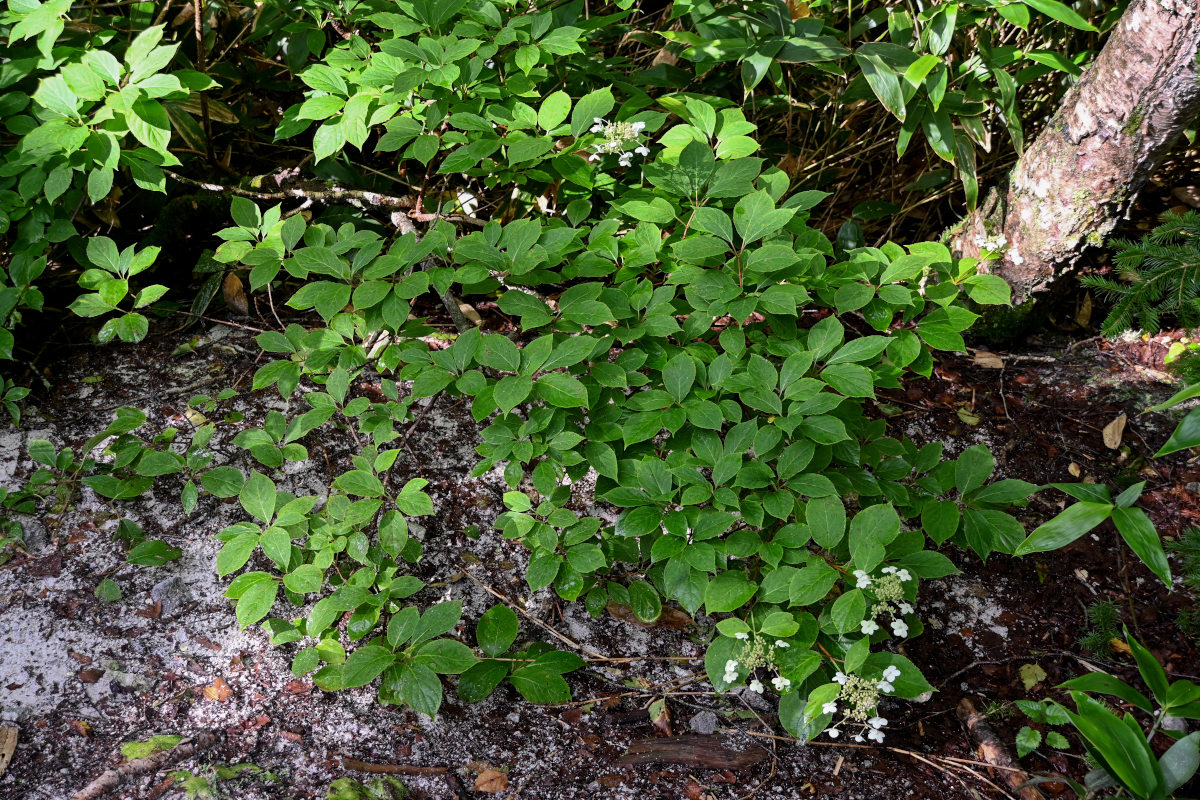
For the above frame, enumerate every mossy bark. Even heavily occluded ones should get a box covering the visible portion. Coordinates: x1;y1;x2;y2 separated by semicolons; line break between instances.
952;0;1200;306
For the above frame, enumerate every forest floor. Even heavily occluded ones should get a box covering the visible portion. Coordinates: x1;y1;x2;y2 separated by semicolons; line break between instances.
0;316;1198;800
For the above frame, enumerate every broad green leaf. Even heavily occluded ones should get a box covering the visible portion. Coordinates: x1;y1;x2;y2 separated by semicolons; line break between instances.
1155;407;1200;457
571;87;615;136
1022;0;1098;31
1013;502;1113;556
477;604;519;657
704;571;757;614
1112;507;1171;587
856;51;905;121
239;471;276;523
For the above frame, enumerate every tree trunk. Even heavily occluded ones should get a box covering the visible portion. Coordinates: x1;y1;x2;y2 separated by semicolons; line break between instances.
953;0;1200;306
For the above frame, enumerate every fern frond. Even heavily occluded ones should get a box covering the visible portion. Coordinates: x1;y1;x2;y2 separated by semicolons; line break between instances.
1097;211;1200;335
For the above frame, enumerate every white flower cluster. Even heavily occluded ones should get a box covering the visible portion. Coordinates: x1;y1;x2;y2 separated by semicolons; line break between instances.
825;665;903;742
974;233;1007;252
588;118;650;167
721;634;792;694
856;566;914;639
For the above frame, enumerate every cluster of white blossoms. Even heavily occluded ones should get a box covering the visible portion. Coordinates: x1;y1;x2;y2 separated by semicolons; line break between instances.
974;232;1007;253
825;665;903;743
722;633;793;694
855;566;914;638
588;118;650;167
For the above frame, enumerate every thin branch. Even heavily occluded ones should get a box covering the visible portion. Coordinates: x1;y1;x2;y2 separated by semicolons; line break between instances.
73;730;224;800
162;171;486;227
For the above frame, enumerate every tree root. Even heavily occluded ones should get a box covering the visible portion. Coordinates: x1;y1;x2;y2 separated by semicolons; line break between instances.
72;730;224;800
956;698;1044;800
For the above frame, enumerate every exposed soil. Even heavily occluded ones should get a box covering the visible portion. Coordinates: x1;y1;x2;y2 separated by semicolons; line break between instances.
1;318;1198;800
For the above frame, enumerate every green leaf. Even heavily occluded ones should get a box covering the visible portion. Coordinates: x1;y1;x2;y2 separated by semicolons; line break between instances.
1112;507;1171;587
615;506;661;538
855;51;905;121
1021;0;1098;31
955;445;994;495
458;660;509;703
1013;502;1114;556
235;578;278;627
216;529;259;576
849;503;900;573
1147;381;1200;412
628;581;662;623
663;353;696;403
571;87;615;137
283;563;323;594
536;373;589;408
477;604;519;657
1124;626;1169;704
1160;732;1200;794
397;479;434;516
240;471;276;523
538;90;571;130
413;600;462;646
126;540;182;566
333;469;384;498
1155;407;1200;457
1058;673;1153;713
1066;694;1159;797
830;589;866;633
704;571;757;614
1015;726;1042;758
806;495;846;548
396;662;443;717
128;98;172;153
863;653;935;699
509;666;570;704
413;639;478;674
732;191;795;244
343;645;395;688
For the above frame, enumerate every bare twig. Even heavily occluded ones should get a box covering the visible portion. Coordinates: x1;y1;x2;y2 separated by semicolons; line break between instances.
72;730;224;800
340;757;448;776
459;567;606;659
163;170;485;228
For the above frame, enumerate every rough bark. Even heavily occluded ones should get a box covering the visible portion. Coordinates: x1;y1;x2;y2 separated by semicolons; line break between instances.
953;0;1200;305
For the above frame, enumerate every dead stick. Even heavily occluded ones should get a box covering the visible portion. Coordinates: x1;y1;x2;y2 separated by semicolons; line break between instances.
72;730;224;800
957;698;1044;800
341;756;447;775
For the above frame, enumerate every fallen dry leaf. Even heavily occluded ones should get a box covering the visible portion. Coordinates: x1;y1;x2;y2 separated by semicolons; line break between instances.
1019;663;1047;691
972;350;1005;369
223;272;249;316
71;720;92;738
1068;462;1082;478
1111;638;1132;655
0;727;16;777
1102;413;1127;449
78;668;105;684
203;676;233;702
956;407;981;426
136;600;162;619
649;698;671;737
1075;292;1093;328
473;768;508;793
458;302;483;326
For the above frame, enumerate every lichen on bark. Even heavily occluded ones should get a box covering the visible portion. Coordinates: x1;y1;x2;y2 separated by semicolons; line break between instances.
952;0;1200;306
